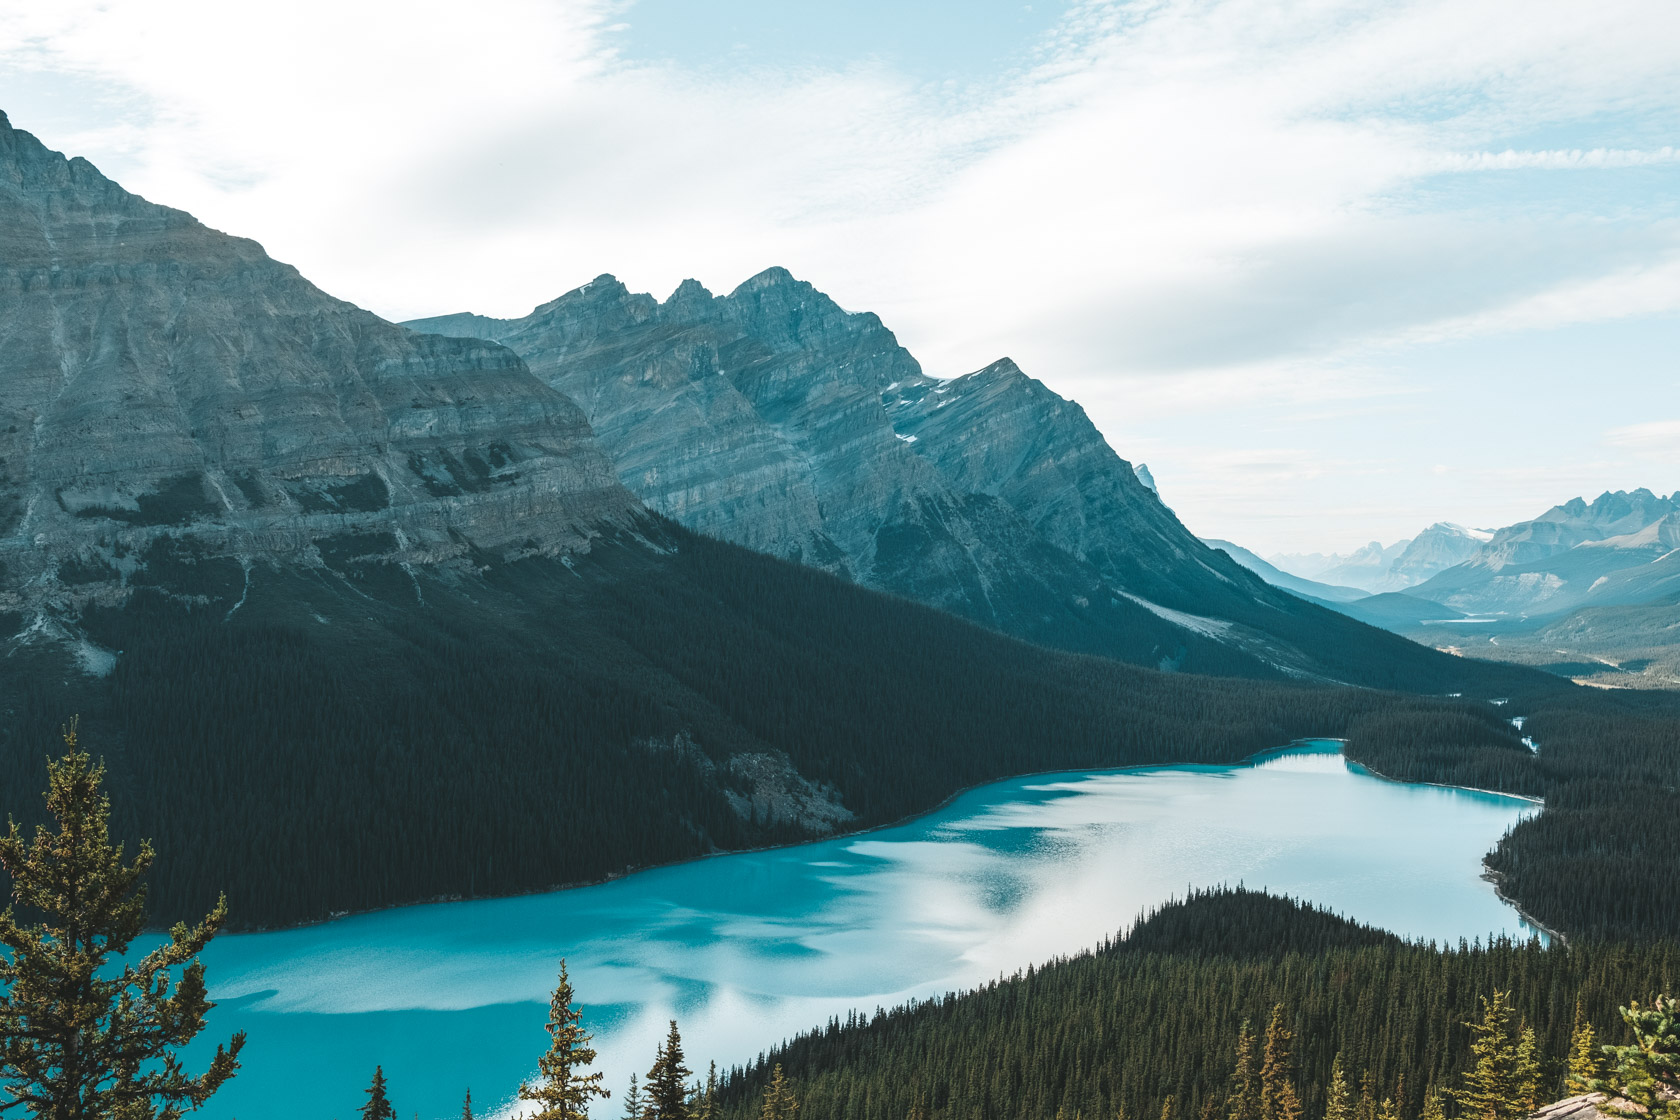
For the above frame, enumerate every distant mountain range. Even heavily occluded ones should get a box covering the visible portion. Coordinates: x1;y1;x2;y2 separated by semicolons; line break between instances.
1237;490;1680;687
1270;523;1493;594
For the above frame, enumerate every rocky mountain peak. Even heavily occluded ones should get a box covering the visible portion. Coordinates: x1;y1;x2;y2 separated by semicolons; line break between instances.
663;277;716;316
972;357;1027;382
732;265;801;293
0;117;640;615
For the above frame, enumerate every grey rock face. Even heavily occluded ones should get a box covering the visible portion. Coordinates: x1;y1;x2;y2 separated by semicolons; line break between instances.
414;276;1226;638
0;113;640;613
1474;489;1680;571
1411;491;1680;615
411;273;1432;682
1381;523;1492;590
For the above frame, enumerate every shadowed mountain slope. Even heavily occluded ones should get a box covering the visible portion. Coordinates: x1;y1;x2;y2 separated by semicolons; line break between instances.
407;276;1497;690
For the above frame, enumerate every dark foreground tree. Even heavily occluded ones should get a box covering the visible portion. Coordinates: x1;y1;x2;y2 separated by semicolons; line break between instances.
1593;996;1680;1120
647;1020;692;1120
521;961;609;1120
359;1065;396;1120
0;719;244;1120
1455;991;1527;1120
758;1065;797;1120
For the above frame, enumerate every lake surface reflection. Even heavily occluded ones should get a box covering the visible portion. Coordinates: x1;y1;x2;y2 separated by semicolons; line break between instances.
188;742;1540;1118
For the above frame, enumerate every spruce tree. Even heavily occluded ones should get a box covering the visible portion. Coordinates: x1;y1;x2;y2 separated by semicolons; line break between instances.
647;1020;693;1120
1261;1005;1304;1120
1513;1027;1541;1114
1228;1021;1261;1120
520;961;609;1120
462;1088;475;1120
361;1066;397;1120
759;1064;799;1120
1455;991;1525;1120
1591;996;1680;1120
623;1073;646;1120
1420;1087;1446;1120
0;720;245;1120
1566;1005;1603;1094
1377;1099;1399;1120
1357;1071;1378;1120
1325;1056;1354;1120
694;1061;720;1120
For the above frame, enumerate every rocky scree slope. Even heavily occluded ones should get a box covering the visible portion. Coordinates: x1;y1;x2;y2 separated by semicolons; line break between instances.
409;275;1486;689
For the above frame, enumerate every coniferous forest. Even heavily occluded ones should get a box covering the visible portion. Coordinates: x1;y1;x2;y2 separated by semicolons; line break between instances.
0;520;1675;939
712;889;1680;1120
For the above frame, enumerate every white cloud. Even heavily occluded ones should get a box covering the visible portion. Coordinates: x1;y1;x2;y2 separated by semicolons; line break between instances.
2;0;1677;550
1606;419;1680;449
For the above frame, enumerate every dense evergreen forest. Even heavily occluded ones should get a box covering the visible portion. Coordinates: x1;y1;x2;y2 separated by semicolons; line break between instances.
0;520;1673;940
714;889;1680;1120
0;525;1539;929
1341;686;1680;940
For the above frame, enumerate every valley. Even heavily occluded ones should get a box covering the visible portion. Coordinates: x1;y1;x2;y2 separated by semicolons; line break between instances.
0;99;1674;1120
178;742;1539;1119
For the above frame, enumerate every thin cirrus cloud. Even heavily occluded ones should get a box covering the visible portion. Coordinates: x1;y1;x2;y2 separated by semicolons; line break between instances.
0;0;1675;551
1606;420;1680;449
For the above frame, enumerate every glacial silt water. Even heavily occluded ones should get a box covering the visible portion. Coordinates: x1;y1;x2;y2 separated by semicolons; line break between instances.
185;742;1540;1118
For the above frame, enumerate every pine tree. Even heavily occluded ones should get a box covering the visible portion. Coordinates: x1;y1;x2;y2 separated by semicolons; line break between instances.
647;1020;693;1120
1377;1099;1400;1120
1325;1056;1354;1120
694;1061;720;1120
1455;991;1525;1120
1591;996;1680;1120
623;1073;646;1120
1420;1086;1446;1120
1357;1071;1378;1120
1161;1097;1177;1120
520;961;610;1120
1513;1027;1542;1114
760;1064;799;1120
361;1066;397;1120
0;720;246;1120
1228;1021;1261;1120
462;1088;475;1120
1566;1005;1604;1094
1261;1005;1304;1120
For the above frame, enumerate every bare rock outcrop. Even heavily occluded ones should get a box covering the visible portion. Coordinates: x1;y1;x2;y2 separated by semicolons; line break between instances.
0;112;641;615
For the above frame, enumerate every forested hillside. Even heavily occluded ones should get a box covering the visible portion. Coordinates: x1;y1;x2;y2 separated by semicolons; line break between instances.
1343;686;1680;940
0;520;1540;930
715;890;1680;1120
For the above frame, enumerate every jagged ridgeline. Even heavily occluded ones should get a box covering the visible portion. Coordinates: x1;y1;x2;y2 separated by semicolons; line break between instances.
404;272;1534;690
714;889;1680;1120
0;111;1672;937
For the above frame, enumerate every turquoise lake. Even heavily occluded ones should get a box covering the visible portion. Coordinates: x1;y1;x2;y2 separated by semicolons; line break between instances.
184;742;1541;1119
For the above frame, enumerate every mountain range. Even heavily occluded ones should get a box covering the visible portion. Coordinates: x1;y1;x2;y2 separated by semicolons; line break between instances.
0;109;1561;926
1270;523;1494;595
405;274;1481;687
1242;490;1680;687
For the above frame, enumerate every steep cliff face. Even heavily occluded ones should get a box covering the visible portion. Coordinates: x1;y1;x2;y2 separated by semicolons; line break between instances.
0;112;639;615
412;274;1491;686
412;272;1251;668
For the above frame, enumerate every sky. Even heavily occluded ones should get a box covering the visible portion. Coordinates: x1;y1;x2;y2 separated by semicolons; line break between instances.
1;0;1676;556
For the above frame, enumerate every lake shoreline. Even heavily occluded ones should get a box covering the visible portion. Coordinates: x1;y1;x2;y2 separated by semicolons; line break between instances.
211;737;1540;938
